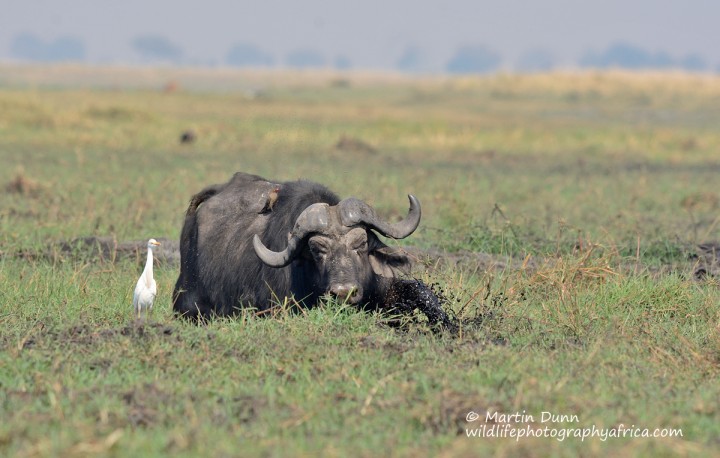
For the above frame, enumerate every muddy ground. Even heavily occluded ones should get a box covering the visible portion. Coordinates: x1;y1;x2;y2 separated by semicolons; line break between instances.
18;235;720;281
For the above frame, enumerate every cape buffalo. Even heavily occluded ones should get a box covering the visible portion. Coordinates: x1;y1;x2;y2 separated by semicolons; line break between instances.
173;172;435;321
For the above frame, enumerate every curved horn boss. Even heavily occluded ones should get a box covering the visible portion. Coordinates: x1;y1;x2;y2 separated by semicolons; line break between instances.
337;195;421;239
253;195;422;267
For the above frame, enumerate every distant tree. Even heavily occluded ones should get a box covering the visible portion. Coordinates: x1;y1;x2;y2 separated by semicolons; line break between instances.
51;37;86;61
516;49;555;72
396;45;424;73
285;49;326;68
333;55;352;70
653;51;675;69
679;54;707;71
10;33;85;62
446;45;501;74
10;34;44;60
226;43;274;67
132;35;183;63
580;43;710;72
580;43;674;70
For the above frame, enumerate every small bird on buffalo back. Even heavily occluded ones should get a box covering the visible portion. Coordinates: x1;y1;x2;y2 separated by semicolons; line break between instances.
133;239;161;322
259;186;281;213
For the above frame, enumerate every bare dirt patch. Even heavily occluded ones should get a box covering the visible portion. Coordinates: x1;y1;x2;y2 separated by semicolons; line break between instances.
214;395;267;425
122;382;170;428
335;134;377;154
5;174;41;196
10;322;178;354
13;236;714;281
47;236;180;266
57;322;175;345
412;389;497;436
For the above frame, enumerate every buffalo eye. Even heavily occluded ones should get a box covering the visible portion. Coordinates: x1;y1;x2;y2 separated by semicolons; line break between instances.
308;237;331;259
346;230;368;253
351;239;368;252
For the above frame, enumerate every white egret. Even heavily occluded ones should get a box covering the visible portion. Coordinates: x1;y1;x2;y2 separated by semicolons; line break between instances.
133;238;161;321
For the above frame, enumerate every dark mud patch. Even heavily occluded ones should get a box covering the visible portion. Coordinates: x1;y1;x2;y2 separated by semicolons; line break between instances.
382;278;509;336
383;279;458;333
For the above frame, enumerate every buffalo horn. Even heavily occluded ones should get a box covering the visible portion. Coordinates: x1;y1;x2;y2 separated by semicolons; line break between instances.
338;195;421;239
253;203;330;267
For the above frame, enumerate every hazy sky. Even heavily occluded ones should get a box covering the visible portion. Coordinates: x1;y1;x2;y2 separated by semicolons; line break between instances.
1;0;719;70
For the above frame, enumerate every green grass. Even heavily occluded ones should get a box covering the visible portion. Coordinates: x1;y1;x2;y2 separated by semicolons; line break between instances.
1;65;719;456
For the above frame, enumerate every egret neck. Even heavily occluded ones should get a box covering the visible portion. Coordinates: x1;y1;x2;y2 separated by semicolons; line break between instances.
143;244;155;288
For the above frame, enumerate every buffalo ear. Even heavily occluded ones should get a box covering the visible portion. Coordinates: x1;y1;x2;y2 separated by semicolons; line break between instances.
369;246;412;278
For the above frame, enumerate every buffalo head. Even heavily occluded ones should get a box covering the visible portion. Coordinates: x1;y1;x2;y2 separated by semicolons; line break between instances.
253;195;421;304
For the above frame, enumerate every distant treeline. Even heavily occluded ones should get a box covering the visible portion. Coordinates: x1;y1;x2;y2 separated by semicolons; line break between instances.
8;33;718;73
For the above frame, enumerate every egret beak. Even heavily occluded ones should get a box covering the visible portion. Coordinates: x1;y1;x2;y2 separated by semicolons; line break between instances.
152;241;161;246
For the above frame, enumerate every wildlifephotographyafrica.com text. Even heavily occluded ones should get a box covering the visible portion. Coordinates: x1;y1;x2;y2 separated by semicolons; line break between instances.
465;411;683;442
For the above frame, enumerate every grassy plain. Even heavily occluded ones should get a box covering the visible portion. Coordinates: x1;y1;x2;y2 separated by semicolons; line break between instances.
1;65;719;457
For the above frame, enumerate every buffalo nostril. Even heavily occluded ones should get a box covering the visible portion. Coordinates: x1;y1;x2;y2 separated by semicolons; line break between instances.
331;285;352;297
330;284;360;303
